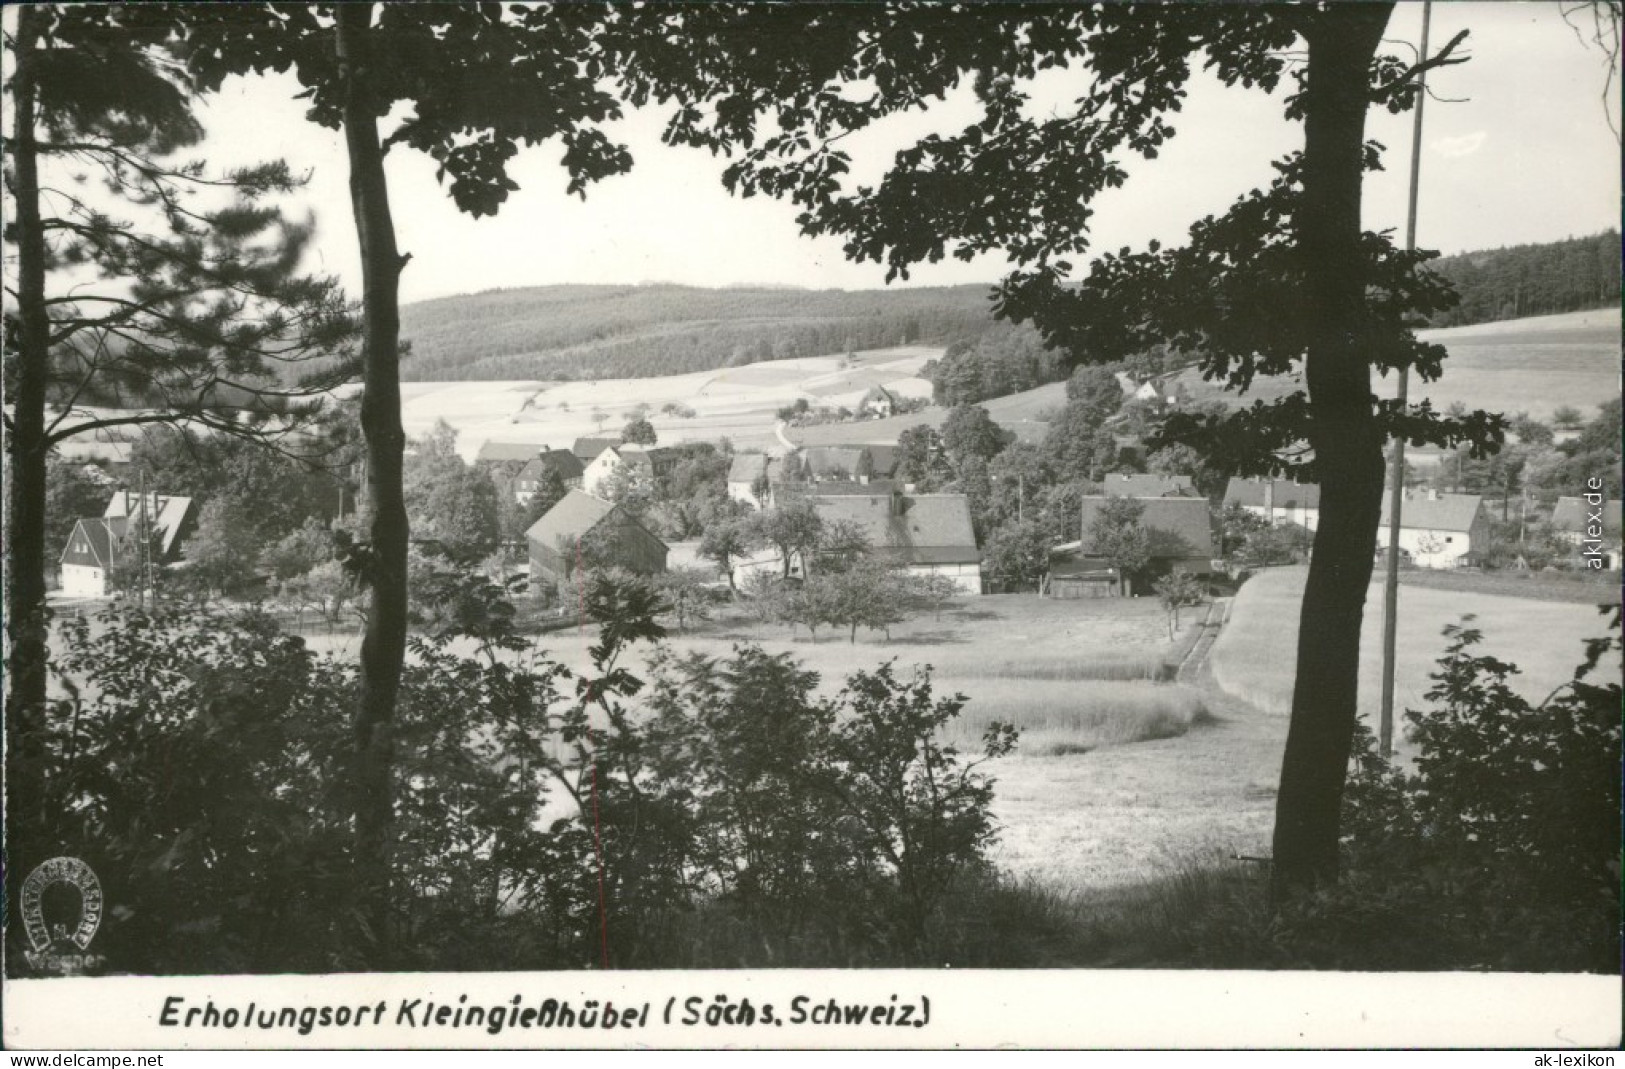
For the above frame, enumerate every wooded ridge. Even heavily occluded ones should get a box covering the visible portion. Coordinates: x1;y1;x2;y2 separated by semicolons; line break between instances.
390;231;1620;383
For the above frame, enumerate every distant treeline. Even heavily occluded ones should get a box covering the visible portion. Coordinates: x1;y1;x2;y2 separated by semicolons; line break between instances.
397;284;999;381
1426;230;1619;327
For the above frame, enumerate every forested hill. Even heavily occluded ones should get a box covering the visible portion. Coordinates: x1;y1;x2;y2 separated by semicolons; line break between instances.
1426;230;1619;327
394;232;1619;382
397;284;999;381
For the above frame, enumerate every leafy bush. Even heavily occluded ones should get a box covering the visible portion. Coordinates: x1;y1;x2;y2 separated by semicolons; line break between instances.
20;568;1015;973
1316;611;1622;971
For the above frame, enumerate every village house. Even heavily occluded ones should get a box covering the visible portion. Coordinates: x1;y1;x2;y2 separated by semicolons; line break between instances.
807;491;983;594
525;490;668;589
476;440;549;465
1051;495;1217;598
1377;489;1491;569
1549;494;1621;569
60;490;198;598
571;436;623;467
513;449;585;501
580;444;677;498
858;384;898;418
1223;477;1323;531
800;445;875;483
726;453;779;509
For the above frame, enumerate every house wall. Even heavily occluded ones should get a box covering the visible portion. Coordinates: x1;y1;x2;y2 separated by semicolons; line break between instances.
728;479;768;510
1242;503;1321;532
61;563;107;598
905;561;982;595
1379;525;1474;569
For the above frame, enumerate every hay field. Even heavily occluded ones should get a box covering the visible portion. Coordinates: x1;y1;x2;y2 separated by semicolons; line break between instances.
376;346;941;460
1208;565;1619;752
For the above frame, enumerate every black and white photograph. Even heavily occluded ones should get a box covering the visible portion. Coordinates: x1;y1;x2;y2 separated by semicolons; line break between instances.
2;0;1621;1051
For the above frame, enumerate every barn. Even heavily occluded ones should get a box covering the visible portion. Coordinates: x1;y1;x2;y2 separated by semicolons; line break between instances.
525;490;667;589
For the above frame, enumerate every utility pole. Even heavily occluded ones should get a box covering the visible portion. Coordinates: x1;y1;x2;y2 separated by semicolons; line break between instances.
1380;1;1432;760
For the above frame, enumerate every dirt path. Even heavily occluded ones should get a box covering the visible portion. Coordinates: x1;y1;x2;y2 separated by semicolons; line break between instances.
986;598;1286;892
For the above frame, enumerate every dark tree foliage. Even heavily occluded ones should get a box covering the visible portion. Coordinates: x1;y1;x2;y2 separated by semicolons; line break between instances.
1426;230;1621;327
3;7;358;927
177;3;692;957
931;322;1066;407
619;1;1497;901
1330;613;1622;971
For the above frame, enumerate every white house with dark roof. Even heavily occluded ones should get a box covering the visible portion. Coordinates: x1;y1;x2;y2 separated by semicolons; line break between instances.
60;491;197;597
1223;477;1323;531
727;453;778;509
1377;490;1490;569
807;491;983;594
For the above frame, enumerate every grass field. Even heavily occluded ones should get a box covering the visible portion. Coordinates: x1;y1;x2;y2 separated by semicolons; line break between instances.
1208;565;1620;751
1179;307;1620;422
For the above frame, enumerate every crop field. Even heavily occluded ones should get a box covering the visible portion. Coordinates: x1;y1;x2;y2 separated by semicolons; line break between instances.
1209;565;1620;751
1179;308;1620;422
365;346;943;459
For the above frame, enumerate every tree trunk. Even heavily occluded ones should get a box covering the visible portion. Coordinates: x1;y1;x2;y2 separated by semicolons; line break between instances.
5;6;56;928
337;2;410;963
1270;4;1394;902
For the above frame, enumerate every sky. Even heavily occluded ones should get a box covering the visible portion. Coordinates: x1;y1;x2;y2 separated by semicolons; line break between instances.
184;2;1622;306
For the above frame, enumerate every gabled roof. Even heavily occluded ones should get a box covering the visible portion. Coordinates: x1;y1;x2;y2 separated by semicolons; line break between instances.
861;384;897;406
800;479;900;498
802;446;871;478
812;493;979;565
1080;496;1215;559
524;490;617;548
102;490;196;560
1101;473;1197;498
1223;477;1322;511
477;441;547;464
61;518;114;568
572;436;623;463
864;444;899;477
728;453;773;483
517;451;584;484
1378;491;1483;532
1551;496;1623;536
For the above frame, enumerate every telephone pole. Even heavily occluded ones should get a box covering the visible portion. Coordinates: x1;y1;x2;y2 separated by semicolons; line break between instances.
1380;1;1433;759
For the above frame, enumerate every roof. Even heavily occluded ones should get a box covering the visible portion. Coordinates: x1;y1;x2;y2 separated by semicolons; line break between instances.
61;518;114;568
728;453;773;483
524;491;618;548
1551;496;1623;536
1379;491;1483;533
536;449;584;479
477;441;547;463
864;444;899;477
811;493;980;565
861;385;897;405
1079;496;1215;560
1223;477;1323;511
572;436;623;463
798;479;900;498
802;446;871;477
102;490;196;560
1101;473;1197;498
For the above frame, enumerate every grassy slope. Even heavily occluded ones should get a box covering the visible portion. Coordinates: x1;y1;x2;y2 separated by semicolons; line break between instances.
1209;565;1619;744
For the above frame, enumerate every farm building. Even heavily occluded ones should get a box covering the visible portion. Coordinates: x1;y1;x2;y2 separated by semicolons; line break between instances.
1376;490;1490;569
61;491;197;597
801;446;875;483
581;444;680;497
1550;494;1620;568
476;440;549;464
808;491;983;594
1223;477;1323;531
1060;495;1218;597
514;449;585;500
858;385;898;418
1100;473;1198;498
571;436;623;466
525;490;667;588
727;453;779;509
